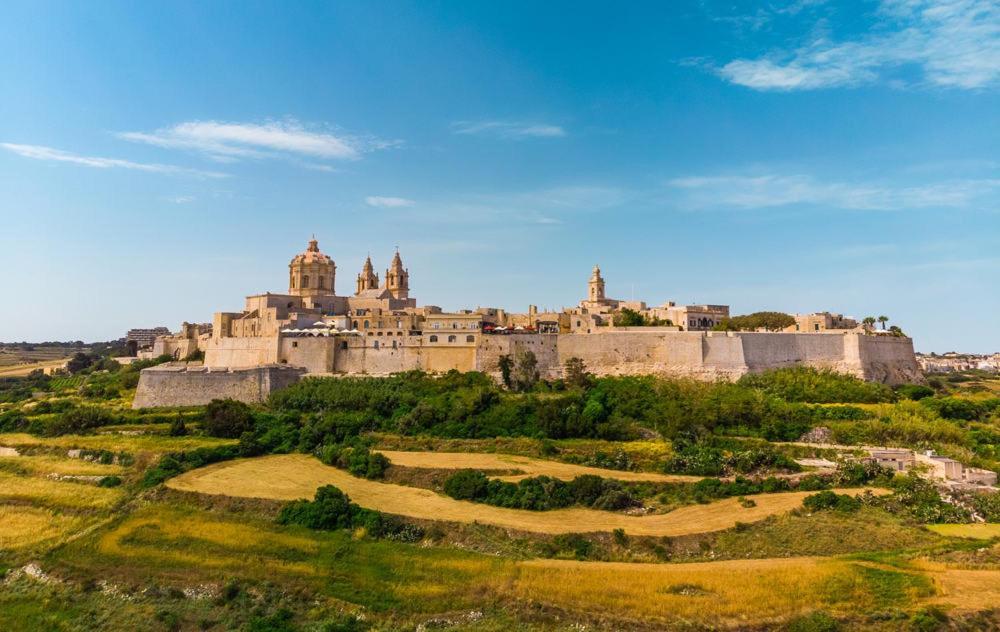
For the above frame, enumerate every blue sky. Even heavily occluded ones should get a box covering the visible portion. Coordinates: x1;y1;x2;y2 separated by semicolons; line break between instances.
1;0;997;352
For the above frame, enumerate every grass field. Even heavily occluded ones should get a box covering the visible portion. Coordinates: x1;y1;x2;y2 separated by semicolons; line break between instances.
0;359;69;377
0;454;124;477
512;557;932;625
0;471;124;510
0;432;234;454
926;524;1000;540
0;505;90;551
167;454;884;536
377;449;700;483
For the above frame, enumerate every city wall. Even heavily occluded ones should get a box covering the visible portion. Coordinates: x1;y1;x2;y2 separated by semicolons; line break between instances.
132;364;306;408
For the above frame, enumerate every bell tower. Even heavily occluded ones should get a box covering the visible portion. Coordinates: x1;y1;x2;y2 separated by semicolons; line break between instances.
384;248;410;300
356;255;380;294
588;264;606;303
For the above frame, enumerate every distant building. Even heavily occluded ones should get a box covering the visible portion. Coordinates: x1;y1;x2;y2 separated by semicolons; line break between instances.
785;312;859;333
125;327;171;354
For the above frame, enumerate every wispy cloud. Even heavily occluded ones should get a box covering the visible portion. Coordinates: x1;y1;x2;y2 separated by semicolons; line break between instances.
451;120;566;139
365;196;415;208
666;174;1000;210
717;0;1000;90
165;195;196;204
118;119;397;166
1;143;227;178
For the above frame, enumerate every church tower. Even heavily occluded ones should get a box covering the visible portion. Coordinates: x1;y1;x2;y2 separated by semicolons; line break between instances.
588;264;606;303
289;237;336;297
355;255;380;294
384;248;410;300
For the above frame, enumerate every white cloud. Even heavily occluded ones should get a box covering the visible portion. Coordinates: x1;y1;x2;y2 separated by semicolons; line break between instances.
166;195;196;204
718;0;1000;90
666;174;1000;210
451;120;566;139
365;196;415;208
118;119;395;166
1;143;227;178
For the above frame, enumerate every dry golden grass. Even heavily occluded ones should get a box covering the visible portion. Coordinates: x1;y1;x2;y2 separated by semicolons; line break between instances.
0;432;234;454
0;504;88;550
167;454;882;536
0;471;124;509
925;524;1000;540
0;359;68;377
511;557;883;626
913;559;1000;612
377;449;700;483
0;455;123;477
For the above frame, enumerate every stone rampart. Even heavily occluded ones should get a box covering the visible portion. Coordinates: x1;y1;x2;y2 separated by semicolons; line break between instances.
132;364;306;408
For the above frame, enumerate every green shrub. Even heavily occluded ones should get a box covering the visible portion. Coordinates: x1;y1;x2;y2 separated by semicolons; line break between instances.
802;491;861;513
97;475;122;488
203;399;254;438
896;384;935;401
277;484;423;541
738;367;894;404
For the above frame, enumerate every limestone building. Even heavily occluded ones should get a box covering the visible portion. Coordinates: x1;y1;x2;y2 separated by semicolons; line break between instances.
137;237;924;408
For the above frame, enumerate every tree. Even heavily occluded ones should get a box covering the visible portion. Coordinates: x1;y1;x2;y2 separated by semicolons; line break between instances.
497;354;513;389
512;350;539;392
612;308;645;327
877;315;889;330
564;357;589;388
204;398;254;438
66;352;95;374
713;312;795;332
862;316;877;332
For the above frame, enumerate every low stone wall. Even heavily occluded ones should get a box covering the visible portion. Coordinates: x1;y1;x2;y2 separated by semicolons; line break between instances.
132;364;306;409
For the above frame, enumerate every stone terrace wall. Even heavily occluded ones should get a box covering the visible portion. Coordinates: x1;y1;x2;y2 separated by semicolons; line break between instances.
132;364;306;409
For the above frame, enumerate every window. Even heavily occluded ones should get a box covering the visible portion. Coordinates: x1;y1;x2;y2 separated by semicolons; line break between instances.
392;340;397;349
303;275;310;288
363;320;370;328
340;341;347;349
292;341;298;348
386;331;392;336
373;340;379;349
319;276;325;289
466;335;475;343
377;331;383;336
433;322;440;329
448;335;456;343
429;335;438;342
814;324;820;331
352;320;358;329
452;323;458;329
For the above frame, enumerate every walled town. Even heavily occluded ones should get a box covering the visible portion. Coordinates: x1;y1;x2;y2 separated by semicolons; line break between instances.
135;238;923;407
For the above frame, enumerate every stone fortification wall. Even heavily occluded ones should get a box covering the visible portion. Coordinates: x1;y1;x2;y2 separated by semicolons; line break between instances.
477;331;919;385
203;337;278;368
854;334;923;384
132;364;305;408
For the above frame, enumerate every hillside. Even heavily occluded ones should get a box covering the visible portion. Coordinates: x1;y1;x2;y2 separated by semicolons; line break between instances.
1;362;999;630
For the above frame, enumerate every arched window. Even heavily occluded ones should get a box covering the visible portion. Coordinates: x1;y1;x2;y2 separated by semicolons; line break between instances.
429;335;438;342
303;275;310;288
291;276;296;289
448;335;457;343
352;320;358;329
363;320;370;328
319;276;325;289
466;335;475;343
452;323;458;329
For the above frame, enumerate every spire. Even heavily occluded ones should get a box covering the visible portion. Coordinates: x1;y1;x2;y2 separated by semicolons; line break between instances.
307;236;319;252
362;254;374;272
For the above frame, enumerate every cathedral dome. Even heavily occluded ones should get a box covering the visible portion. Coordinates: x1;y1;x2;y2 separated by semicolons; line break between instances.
290;237;334;266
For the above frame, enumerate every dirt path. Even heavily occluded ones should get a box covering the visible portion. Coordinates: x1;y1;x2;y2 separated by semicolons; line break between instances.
166;454;883;536
376;450;701;483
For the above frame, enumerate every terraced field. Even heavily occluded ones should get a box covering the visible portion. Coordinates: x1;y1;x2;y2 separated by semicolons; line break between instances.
167;454;885;536
376;449;701;482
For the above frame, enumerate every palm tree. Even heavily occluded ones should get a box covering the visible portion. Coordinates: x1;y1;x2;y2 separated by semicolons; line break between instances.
862;316;877;332
877;315;889;330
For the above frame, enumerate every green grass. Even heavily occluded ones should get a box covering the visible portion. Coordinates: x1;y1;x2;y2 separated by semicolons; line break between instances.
926;524;1000;540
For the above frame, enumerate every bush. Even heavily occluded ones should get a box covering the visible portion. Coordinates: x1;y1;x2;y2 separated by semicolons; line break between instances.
896;384;935;401
203;399;254;438
441;470;635;511
97;475;122;488
141;445;240;487
45;406;119;436
442;469;490;500
317;441;389;479
803;491;861;513
168;418;187;436
738;367;894;404
277;484;423;541
919;397;986;421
